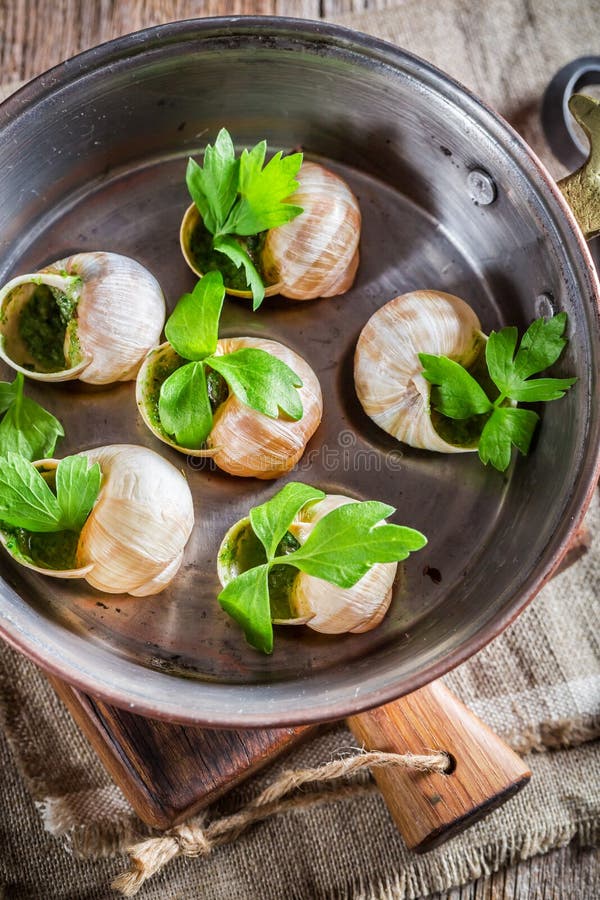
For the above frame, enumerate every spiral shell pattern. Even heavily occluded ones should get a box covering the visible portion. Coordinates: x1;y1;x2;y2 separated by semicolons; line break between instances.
137;337;322;480
261;162;361;300
354;290;485;453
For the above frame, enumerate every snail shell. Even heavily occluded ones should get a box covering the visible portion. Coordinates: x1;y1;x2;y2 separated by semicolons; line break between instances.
136;336;323;480
354;290;486;453
262;162;361;300
217;494;397;635
180;161;361;302
0;444;194;596
0;252;165;384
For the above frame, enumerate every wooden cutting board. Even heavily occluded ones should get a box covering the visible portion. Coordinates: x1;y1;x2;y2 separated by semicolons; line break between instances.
48;526;589;841
49;678;312;830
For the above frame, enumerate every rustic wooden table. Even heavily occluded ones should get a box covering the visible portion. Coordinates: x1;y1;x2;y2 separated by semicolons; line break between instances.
1;1;598;898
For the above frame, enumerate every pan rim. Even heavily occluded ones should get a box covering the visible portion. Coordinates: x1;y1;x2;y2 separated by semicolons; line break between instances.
0;16;599;727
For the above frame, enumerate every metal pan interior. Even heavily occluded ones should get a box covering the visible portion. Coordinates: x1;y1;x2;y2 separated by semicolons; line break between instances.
0;19;598;726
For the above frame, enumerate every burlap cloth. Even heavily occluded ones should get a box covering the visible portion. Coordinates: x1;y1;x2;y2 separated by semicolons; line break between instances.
1;1;599;897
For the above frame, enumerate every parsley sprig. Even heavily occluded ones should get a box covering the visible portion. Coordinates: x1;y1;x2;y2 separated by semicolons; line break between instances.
186;129;303;309
0;453;101;534
158;272;304;450
419;313;576;472
218;482;427;653
0;372;64;461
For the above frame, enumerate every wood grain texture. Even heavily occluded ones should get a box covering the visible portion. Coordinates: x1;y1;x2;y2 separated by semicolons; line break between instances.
49;674;312;830
321;0;400;13
2;1;598;896
348;681;531;852
0;0;321;83
436;842;599;900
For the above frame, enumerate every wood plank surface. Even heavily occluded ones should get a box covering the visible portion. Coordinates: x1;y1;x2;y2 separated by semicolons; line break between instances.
322;0;399;13
49;676;312;830
0;0;321;83
1;1;598;897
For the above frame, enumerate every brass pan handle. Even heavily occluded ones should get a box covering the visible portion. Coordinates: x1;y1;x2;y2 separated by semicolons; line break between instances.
541;56;600;169
557;94;600;240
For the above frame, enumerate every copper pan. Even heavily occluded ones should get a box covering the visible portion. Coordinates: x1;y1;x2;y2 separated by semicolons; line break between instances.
0;18;598;729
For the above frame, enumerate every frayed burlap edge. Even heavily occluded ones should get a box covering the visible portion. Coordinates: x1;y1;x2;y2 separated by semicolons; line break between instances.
0;654;149;857
348;818;600;900
13;708;600;861
41;808;151;860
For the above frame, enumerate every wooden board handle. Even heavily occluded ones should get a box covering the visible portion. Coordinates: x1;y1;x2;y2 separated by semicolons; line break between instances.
347;680;531;852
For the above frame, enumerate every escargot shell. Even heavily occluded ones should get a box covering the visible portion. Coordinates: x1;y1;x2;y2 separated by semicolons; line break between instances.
217;494;397;635
354;290;486;453
262;161;361;300
0;252;165;385
137;337;322;480
0;444;194;597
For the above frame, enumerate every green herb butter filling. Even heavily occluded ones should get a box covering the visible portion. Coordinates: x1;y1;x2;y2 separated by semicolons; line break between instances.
18;284;77;372
11;527;80;570
190;219;269;293
144;351;230;440
230;523;300;620
206;367;230;411
144;351;186;434
0;454;101;573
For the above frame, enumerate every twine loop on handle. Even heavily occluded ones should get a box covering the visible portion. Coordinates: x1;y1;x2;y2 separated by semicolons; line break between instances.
112;748;451;896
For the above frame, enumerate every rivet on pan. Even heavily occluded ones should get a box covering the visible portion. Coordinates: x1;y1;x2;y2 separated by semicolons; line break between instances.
535;292;556;318
467;168;497;206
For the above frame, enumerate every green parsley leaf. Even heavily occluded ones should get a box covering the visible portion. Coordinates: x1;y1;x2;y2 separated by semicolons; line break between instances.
486;313;574;397
165;272;226;361
417;313;575;472
478;407;539;472
419;353;493;419
224;148;303;236
0;373;64;461
186;129;240;235
186;131;303;309
503;376;577;403
282;500;427;588
0;453;101;534
250;482;325;559
159;361;213;449
209;348;304;421
187;129;303;242
484;327;518;390
0;453;62;532
55;455;101;532
0;379;18;415
218;563;273;654
513;312;570;380
213;235;265;310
